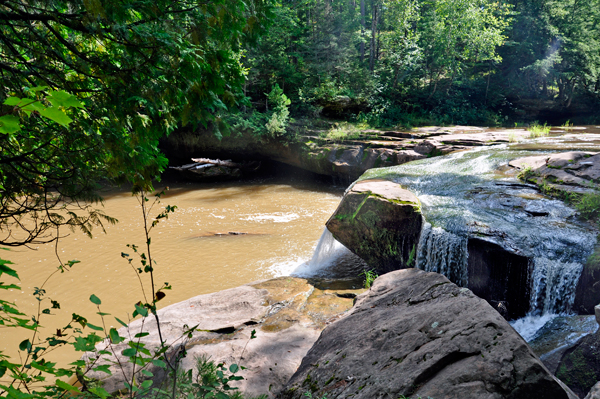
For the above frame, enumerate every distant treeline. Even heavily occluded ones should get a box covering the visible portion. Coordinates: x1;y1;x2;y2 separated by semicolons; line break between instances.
235;0;600;127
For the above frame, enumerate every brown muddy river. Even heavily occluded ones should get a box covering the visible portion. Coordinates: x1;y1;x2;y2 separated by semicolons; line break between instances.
1;175;345;364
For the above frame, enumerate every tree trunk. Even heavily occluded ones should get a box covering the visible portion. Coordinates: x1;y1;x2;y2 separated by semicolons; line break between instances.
369;0;378;72
360;0;365;62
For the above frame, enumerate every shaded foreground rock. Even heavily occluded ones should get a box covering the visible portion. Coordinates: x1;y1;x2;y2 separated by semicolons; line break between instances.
277;269;576;399
556;306;600;398
83;277;364;397
325;179;422;273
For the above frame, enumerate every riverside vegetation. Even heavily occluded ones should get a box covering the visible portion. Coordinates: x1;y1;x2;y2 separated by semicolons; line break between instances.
3;0;600;398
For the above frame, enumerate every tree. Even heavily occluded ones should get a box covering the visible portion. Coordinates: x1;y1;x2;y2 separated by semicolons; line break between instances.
0;0;272;245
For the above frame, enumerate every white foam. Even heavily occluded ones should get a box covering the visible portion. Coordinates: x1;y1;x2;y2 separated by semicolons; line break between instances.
241;212;300;223
268;229;350;277
510;313;558;342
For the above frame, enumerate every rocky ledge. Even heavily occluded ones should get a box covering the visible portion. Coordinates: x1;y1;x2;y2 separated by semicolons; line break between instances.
83;270;578;399
509;151;600;196
277;269;576;399
83;277;365;397
162;126;532;181
325;179;422;273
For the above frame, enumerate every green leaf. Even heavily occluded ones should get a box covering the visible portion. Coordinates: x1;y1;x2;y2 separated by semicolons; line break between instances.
134;303;148;317
89;387;110;399
89;294;101;305
39;107;73;126
109;328;124;344
69;360;86;367
47;90;84;108
229;364;239;373
3;97;23;106
115;317;128;327
141;369;154;377
87;323;104;331
122;348;137;357
93;364;112;375
0;262;19;279
19;339;31;351
0;115;20;134
134;332;149;338
152;359;166;368
55;379;81;393
141;380;153;389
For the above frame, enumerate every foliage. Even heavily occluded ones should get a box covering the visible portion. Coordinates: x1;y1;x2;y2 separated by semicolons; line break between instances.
0;190;211;399
0;0;272;244
574;191;600;221
517;166;536;181
360;269;378;289
162;356;263;399
225;84;292;139
528;122;551;138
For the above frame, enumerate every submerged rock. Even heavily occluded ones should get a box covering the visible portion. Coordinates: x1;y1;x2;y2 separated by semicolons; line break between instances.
277;269;577;399
82;277;365;397
325;179;422;273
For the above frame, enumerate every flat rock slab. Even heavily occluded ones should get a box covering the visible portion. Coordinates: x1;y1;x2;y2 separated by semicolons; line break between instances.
277;269;577;399
83;277;365;397
326;179;422;272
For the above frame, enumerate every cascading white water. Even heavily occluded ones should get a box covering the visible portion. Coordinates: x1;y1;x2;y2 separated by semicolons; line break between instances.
529;258;584;315
278;228;351;277
360;144;597;318
416;222;469;287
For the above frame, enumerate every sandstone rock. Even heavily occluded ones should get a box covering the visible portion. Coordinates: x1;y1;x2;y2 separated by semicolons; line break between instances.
277;269;577;399
585;382;600;399
574;243;600;315
326;179;422;273
556;326;600;398
82;277;364;397
528;315;598;375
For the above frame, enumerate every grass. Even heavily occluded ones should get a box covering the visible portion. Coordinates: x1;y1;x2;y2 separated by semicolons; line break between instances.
360;269;379;288
319;121;373;141
562;119;574;130
517;165;535;181
574;191;600;220
527;122;551;138
508;131;521;143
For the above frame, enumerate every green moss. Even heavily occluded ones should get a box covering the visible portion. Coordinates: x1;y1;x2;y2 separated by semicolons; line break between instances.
556;348;598;390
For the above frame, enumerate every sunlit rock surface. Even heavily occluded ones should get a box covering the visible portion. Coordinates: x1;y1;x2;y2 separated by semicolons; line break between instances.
83;277;365;397
325;179;422;273
277;269;577;399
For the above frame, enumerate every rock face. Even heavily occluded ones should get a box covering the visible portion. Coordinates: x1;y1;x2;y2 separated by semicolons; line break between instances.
277;269;577;399
585;382;600;399
556;307;600;398
83;277;364;397
161;126;533;181
510;151;600;315
325;179;422;273
509;151;600;196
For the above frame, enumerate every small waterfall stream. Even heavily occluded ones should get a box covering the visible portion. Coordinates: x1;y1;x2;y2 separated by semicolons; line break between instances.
361;144;597;318
416;223;469;287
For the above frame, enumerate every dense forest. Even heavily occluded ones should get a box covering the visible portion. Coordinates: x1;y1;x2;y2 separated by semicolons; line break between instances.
231;0;600;132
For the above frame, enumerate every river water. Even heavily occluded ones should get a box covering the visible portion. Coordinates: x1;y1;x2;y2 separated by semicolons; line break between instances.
1;174;347;364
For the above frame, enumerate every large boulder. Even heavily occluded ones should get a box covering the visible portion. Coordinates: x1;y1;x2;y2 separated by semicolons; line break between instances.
277;269;577;399
82;277;364;397
556;306;600;398
325;179;422;273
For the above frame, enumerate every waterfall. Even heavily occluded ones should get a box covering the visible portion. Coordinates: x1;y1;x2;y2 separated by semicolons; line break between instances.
416;222;469;287
529;258;584;315
283;228;349;277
